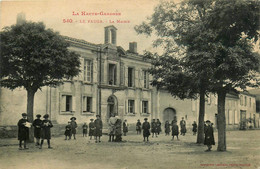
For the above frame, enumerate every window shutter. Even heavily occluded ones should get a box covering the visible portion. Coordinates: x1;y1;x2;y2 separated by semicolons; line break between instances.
125;100;128;114
81;58;85;81
125;66;128;86
61;95;66;112
72;96;76;112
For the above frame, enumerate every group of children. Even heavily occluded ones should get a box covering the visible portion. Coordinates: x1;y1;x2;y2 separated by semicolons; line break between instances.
17;113;53;150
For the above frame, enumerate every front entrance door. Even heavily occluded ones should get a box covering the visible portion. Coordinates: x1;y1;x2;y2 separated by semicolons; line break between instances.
107;95;118;122
163;108;177;124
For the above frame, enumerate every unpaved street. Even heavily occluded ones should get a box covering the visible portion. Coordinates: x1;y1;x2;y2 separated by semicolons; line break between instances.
0;130;259;169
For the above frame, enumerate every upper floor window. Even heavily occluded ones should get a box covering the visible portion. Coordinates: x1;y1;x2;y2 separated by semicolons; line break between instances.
143;70;149;89
128;67;134;87
83;59;92;82
108;64;117;85
244;96;247;106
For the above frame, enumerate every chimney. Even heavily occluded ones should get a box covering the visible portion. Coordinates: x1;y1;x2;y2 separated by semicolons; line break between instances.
17;12;26;25
129;42;137;53
104;25;117;45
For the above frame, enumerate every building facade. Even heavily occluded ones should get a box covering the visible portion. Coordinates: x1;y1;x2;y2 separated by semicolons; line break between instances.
0;25;258;137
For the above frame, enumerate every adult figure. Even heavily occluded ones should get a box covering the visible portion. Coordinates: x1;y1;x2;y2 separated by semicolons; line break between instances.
180;117;186;136
204;120;215;151
108;113;117;142
40;114;53;149
192;121;198;135
94;115;103;143
17;113;30;150
142;118;150;142
33;114;42;146
151;119;157;137
70;117;77;140
156;119;162;135
123;119;128;136
164;121;170;136
136;119;142;134
115;116;122;142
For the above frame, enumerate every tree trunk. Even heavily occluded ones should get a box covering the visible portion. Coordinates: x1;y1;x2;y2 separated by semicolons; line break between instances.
27;89;36;142
196;90;205;144
217;89;226;151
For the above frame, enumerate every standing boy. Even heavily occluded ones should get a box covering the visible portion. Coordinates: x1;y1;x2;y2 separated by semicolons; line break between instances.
142;118;150;142
171;122;179;140
180;117;186;136
17;113;30;150
89;119;95;140
123;119;128;136
136;120;142;134
39;114;53;149
70;117;77;140
33;114;42;146
64;121;72;140
82;122;88;137
151;119;157;137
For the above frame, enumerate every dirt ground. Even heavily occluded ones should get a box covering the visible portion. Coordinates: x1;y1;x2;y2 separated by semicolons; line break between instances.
0;130;259;169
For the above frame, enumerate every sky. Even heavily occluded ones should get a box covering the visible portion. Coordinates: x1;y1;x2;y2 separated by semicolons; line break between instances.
0;0;173;54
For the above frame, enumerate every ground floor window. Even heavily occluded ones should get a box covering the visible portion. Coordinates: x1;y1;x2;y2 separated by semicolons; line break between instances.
83;96;92;113
128;100;135;114
61;95;73;112
142;101;148;114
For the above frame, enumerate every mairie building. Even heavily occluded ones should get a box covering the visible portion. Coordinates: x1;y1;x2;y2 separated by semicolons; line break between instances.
0;25;259;137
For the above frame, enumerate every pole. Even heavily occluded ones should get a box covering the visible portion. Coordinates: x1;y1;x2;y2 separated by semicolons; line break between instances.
99;47;102;117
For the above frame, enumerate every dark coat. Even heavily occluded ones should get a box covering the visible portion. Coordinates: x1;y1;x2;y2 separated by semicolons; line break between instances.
151;122;157;133
136;122;142;131
192;123;198;132
156;121;162;133
71;121;77;134
17;118;29;141
82;124;88;134
165;123;170;133
123;122;128;133
115;119;122;136
142;121;150;137
204;125;215;145
94;119;103;136
180;120;186;133
41;119;53;139
89;122;95;136
33;119;42;139
172;124;179;136
64;125;72;136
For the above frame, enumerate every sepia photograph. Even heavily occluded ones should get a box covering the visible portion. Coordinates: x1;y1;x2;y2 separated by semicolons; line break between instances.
0;0;259;169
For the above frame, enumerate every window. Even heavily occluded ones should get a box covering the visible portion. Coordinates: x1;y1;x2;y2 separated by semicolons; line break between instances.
249;98;251;107
142;101;148;114
108;64;117;85
61;95;73;112
83;96;92;112
234;110;239;124
240;96;243;106
83;59;92;82
128;100;135;113
128;67;134;87
143;70;149;89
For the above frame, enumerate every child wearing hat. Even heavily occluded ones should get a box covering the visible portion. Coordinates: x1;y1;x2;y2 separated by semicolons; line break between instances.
204;120;215;151
17;113;30;150
123;119;128;136
64;121;72;140
94;115;103;143
89;119;95;140
39;114;53;149
136;119;142;134
33;114;42;146
82;122;88;137
142;118;150;142
70;117;77;140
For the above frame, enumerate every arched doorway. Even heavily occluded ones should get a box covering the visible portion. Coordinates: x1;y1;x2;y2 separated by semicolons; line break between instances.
107;95;118;121
163;108;177;124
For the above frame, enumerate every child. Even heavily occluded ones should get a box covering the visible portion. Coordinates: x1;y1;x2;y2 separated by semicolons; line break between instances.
171;122;179;140
165;121;170;136
151;119;157;137
17;113;30;150
64;121;72;140
89;119;95;140
94;115;103;143
192;121;198;135
40;114;53;149
136;120;142;134
156;119;162;135
204;120;215;151
142;118;150;142
33;114;42;146
123;119;128;136
82;122;88;137
70;117;77;140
